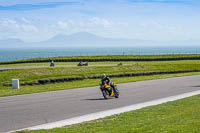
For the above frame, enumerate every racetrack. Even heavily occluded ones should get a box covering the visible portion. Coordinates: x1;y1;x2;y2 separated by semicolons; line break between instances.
0;75;200;132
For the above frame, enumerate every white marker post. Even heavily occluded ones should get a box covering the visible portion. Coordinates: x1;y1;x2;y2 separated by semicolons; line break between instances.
12;79;20;89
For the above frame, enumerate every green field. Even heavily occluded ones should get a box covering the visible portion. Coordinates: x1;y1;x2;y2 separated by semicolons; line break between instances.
9;54;200;60
1;72;200;97
1;54;200;64
0;60;200;97
16;94;200;133
1;60;200;84
0;61;133;67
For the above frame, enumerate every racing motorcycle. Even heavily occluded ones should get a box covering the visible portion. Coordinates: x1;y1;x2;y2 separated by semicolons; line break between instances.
100;81;119;99
77;61;88;66
50;62;55;67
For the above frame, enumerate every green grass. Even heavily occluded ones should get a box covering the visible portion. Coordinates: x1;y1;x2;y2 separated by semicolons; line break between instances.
1;60;200;84
0;62;78;67
1;54;200;64
0;60;200;97
1;71;200;97
0;61;128;67
1;60;199;67
16;93;200;133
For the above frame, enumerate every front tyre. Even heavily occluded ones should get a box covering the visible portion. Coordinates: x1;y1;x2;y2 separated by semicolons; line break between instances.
114;88;119;98
102;90;108;99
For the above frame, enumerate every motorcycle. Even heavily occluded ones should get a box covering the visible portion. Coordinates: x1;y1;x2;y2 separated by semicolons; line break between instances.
77;61;88;66
100;81;119;99
50;62;55;67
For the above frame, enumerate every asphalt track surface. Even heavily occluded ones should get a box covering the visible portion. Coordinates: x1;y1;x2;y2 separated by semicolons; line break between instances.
0;64;117;71
0;75;200;132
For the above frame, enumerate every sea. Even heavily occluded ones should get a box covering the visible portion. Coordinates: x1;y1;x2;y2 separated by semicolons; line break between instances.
1;47;200;62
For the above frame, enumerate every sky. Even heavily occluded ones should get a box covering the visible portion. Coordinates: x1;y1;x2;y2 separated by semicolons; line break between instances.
0;0;200;42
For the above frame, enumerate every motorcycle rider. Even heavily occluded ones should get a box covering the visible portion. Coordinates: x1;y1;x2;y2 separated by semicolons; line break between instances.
101;74;116;95
50;60;55;67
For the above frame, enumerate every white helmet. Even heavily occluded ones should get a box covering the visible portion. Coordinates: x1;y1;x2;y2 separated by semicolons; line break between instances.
102;74;106;79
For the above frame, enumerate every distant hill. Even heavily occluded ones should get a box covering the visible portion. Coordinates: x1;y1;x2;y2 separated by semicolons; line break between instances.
0;32;199;48
42;32;105;47
36;32;157;47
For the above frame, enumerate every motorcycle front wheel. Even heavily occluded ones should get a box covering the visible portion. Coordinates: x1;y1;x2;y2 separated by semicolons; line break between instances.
102;90;109;99
114;88;119;98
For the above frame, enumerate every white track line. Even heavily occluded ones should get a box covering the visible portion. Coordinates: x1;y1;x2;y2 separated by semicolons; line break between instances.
9;90;200;133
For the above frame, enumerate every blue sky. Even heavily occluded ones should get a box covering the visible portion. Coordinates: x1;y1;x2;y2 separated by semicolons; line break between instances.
0;0;199;42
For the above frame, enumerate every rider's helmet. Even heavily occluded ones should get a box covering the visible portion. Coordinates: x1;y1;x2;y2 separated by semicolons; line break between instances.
102;74;107;79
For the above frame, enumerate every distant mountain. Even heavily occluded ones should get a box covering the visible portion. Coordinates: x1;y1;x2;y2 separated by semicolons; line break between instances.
37;32;200;47
36;32;158;47
0;32;199;48
43;32;103;46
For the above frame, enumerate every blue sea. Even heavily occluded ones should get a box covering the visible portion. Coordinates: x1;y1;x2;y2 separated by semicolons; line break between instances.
1;47;200;62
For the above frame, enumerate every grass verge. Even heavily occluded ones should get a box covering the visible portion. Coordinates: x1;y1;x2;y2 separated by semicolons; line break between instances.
0;60;200;97
0;61;146;67
1;72;200;97
0;61;135;67
1;60;200;84
16;93;200;133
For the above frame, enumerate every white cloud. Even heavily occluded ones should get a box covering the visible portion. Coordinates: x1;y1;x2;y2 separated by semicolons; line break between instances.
1;18;16;26
21;25;38;32
21;17;31;24
0;18;38;32
0;18;39;41
0;17;129;42
89;17;113;27
57;21;68;31
1;16;199;42
54;17;116;35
